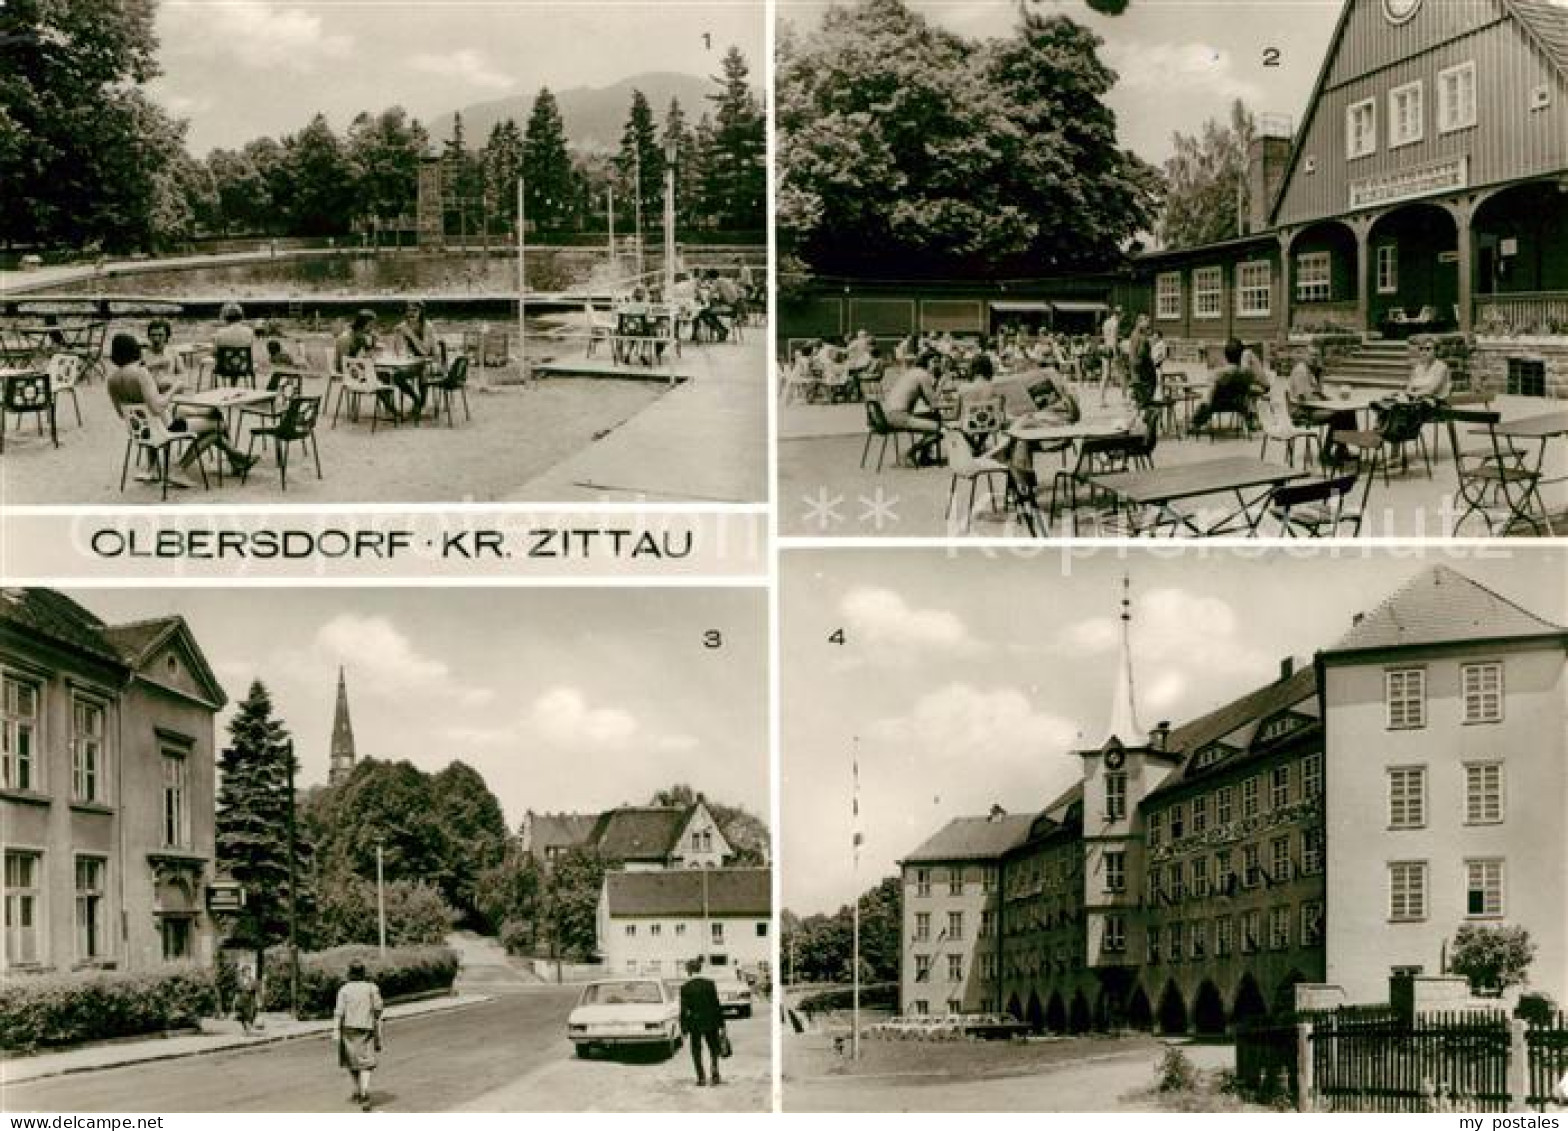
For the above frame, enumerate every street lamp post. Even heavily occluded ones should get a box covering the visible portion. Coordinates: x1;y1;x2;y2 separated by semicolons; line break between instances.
633;148;644;281
284;738;299;1020
376;840;387;957
663;137;677;302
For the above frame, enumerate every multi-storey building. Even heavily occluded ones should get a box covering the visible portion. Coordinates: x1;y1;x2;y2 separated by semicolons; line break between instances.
1;589;225;974
1320;565;1567;1005
596;867;771;980
899;566;1564;1031
522;798;739;871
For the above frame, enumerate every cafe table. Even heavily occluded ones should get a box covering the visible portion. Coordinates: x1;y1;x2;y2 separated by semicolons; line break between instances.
1483;410;1568;535
1088;455;1309;537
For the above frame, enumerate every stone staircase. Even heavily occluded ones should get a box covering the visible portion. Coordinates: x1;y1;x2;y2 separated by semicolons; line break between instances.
1322;338;1409;390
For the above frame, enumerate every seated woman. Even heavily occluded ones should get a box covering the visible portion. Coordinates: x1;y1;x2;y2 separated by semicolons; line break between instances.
393;301;439;415
1373;339;1452;425
336;309;400;420
107;333;255;487
210;302;257;383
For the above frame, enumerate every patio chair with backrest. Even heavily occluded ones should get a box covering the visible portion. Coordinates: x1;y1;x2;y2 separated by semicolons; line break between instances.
944;427;1017;535
238;370;305;442
1;371;57;452
1128;407;1161;471
1328;429;1384;537
1258;387;1320;468
119;406;206;500
59;321;107;381
1266;473;1361;537
1204;380;1260;441
1046;432;1141;534
1377;399;1433;477
211;343;257;390
861;400;937;472
1442;407;1546;536
332;357;397;432
426;355;472;427
242;395;322;493
46;353;84;428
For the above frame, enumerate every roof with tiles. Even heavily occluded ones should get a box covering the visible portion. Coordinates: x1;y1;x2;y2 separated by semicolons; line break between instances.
1325;565;1563;655
1509;0;1568;72
0;588;122;665
591;806;690;861
603;867;770;917
902;812;1038;864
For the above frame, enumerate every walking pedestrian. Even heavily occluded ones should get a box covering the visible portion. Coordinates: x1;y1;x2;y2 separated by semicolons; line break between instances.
233;963;259;1035
334;961;384;1111
679;958;727;1087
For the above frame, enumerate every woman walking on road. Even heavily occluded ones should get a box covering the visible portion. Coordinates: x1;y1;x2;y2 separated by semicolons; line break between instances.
334;961;384;1111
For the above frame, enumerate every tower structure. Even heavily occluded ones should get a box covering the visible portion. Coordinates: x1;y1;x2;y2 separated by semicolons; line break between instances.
329;666;357;786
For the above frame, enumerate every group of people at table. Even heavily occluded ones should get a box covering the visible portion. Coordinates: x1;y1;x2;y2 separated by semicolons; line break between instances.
805;318;1456;507
101;300;442;489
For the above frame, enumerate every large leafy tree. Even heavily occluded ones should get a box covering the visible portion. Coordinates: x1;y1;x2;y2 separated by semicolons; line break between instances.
781;876;901;984
616;89;665;242
1158;99;1255;249
346;107;429;232
313;877;457;949
702;47;765;231
283;114;358;236
480;118;524;230
430;761;508;915
646;783;770;866
522;88;574;231
0;0;191;250
543;847;607;961
778;0;1159;277
215;682;312;971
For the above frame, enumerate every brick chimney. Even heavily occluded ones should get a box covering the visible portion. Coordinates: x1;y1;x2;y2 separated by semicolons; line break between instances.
1244;114;1294;234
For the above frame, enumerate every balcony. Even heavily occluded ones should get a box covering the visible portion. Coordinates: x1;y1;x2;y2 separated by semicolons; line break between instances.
1475;291;1568;339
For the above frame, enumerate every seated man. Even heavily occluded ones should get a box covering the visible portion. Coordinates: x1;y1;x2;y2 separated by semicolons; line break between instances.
1191;337;1269;431
882;356;944;465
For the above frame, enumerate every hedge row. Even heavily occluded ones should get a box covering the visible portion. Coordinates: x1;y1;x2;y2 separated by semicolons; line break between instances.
260;945;458;1020
0;964;217;1053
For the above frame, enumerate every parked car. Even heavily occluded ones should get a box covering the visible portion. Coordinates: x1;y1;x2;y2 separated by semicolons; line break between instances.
700;965;754;1019
566;978;681;1059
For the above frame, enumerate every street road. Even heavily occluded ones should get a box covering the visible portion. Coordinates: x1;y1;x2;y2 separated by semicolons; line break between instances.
4;988;575;1114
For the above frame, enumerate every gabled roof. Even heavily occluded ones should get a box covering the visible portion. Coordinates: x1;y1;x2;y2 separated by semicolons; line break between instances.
603;867;770;918
1324;565;1563;656
0;588;121;665
526;811;599;853
100;615;227;709
591;806;688;861
1509;0;1568;74
902;813;1037;864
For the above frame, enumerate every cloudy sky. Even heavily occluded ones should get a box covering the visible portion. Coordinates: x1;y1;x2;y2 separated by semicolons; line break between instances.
69;586;768;828
152;0;767;154
781;0;1345;164
781;546;1566;916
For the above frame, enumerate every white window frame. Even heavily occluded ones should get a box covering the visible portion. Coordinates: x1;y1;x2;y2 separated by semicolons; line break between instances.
1104;770;1127;821
1438;61;1477;134
1302;901;1324;947
1303;827;1325;875
1271;765;1291;809
2;673;41;793
1191;794;1208;834
1155;273;1182;321
1269;905;1291;951
947;953;963;982
1271;835;1292;882
913;911;930;942
75;855;107;962
1461;662;1503;724
1215;915;1234;957
1388;765;1427;829
1376;244;1400;296
947;911;963;941
3;849;43;968
1216;786;1234;825
1104;850;1126;894
1235;260;1272;318
1303;754;1324;798
1347;98;1377;159
1386;667;1425;729
162;749;190;849
1192;267;1223;320
1296;251;1332;302
1389;860;1428;922
1464;762;1504;825
1241;777;1260;819
1465;858;1504;918
1388;81;1424;148
1103;913;1126;954
72;696;106;803
914;868;931;897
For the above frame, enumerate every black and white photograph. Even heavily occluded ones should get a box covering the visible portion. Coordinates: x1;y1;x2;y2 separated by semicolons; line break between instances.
0;0;768;504
776;0;1568;538
0;585;771;1113
779;546;1567;1112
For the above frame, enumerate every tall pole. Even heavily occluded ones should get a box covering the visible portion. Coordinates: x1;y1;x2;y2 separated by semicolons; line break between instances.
633;148;644;281
851;736;862;1060
516;177;527;384
663;138;677;301
376;842;387;957
285;739;299;1020
607;185;617;281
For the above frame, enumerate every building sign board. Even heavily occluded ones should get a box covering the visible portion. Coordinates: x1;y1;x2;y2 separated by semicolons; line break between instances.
206;881;246;913
1349;156;1468;211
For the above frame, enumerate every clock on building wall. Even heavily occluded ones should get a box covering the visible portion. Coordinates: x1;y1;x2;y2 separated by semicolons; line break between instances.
1383;0;1422;24
1105;749;1126;770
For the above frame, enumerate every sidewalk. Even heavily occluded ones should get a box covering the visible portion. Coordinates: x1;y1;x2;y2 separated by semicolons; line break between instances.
1;993;492;1087
510;328;769;503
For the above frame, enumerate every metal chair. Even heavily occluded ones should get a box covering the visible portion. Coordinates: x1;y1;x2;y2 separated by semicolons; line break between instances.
426;355;472;427
242;395;323;492
119;407;205;500
46;353;85;428
1258;389;1320;468
1442;407;1546;536
238;370;305;442
860;400;938;472
1376;399;1434;477
1267;473;1361;537
1;371;57;452
332;357;398;432
211;344;257;390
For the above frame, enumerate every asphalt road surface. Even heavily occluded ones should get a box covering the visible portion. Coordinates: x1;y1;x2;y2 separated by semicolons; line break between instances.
4;988;584;1114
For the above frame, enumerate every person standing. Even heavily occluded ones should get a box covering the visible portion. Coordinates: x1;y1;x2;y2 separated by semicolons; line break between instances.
233;963;259;1036
1127;313;1157;410
679;959;726;1087
334;961;384;1111
1097;305;1123;405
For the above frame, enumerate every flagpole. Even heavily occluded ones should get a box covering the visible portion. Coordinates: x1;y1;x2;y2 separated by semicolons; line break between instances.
852;735;861;1061
517;177;528;386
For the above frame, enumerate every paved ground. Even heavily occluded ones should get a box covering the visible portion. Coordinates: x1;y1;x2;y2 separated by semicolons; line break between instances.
2;986;766;1113
783;1030;1236;1113
779;380;1566;538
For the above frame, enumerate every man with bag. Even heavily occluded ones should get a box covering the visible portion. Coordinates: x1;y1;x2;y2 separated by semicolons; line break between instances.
679;958;728;1087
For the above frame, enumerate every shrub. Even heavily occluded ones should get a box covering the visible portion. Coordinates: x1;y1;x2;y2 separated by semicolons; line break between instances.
260;945;457;1019
1156;1046;1199;1093
0;964;217;1053
498;919;535;956
1516;993;1556;1025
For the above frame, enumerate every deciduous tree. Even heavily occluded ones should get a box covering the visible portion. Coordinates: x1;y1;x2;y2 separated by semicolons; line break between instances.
1450;923;1536;994
1157;99;1255;249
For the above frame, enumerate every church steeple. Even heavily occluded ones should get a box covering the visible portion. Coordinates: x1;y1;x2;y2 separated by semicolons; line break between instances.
329;666;357;786
1101;575;1142;746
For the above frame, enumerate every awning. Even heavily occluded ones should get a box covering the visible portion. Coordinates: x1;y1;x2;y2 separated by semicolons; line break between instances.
1050;300;1110;314
989;300;1053;314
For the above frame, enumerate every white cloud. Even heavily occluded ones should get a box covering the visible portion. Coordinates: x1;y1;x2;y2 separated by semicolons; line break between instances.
408;49;515;92
839;587;977;658
529;686;638;748
653;734;700;754
308;614;493;708
1104;40;1263;107
869;682;1080;761
162;1;352;72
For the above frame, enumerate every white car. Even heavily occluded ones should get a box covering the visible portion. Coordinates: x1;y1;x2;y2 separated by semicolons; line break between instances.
700;966;754;1019
566;978;682;1059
